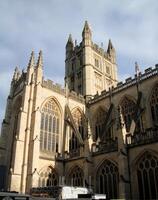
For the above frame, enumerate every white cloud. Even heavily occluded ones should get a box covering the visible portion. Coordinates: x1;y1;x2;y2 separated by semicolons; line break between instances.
0;0;158;130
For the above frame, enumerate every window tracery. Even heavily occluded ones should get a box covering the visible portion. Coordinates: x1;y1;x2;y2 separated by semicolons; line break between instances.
94;108;107;141
120;97;136;132
68;166;84;186
96;160;118;199
69;109;84;154
38;167;58;187
150;84;158;124
72;109;84;139
137;152;158;199
40;99;60;153
12;96;22;138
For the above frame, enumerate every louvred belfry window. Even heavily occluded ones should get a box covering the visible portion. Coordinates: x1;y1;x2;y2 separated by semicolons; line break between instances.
40;99;60;153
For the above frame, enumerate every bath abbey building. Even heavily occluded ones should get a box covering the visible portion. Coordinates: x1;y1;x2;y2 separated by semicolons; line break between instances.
0;21;158;199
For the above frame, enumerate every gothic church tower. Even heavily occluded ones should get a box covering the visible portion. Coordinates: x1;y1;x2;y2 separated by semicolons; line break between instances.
65;21;118;97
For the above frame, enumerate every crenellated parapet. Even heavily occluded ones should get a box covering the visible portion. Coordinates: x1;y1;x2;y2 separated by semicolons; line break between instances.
69;90;85;103
66;38;114;62
42;79;65;95
92;43;108;57
88;64;158;105
42;79;85;103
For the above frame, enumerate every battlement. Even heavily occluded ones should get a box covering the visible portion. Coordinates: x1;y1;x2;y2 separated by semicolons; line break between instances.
92;43;109;59
42;79;85;103
42;79;65;95
71;41;110;61
88;64;158;104
74;43;82;52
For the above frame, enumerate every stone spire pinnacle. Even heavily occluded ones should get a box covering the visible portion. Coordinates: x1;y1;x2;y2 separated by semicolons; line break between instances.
107;39;116;63
36;50;43;68
13;66;18;80
82;21;91;33
27;51;35;69
66;34;74;47
107;39;114;53
68;34;73;43
12;66;21;81
82;20;92;38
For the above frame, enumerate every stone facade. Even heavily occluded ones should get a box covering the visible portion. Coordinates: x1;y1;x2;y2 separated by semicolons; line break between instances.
0;21;158;199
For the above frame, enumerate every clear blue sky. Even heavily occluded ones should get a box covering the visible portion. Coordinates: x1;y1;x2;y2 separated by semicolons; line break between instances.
0;0;158;129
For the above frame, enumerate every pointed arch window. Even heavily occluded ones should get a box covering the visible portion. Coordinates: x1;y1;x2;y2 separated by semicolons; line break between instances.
38;167;59;187
69;109;84;154
40;99;60;153
137;152;158;199
94;108;107;141
12;96;22;138
68;166;84;187
46;170;58;186
120;97;136;132
72;109;84;139
96;160;118;199
150;84;158;124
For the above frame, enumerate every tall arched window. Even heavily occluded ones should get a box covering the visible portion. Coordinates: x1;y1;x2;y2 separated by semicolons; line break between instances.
12;96;22;138
150;84;158;124
72;108;84;139
46;169;58;186
96;160;118;199
137;152;158;199
40;99;60;153
94;108;107;141
68;166;84;186
69;109;84;153
120;97;136;132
